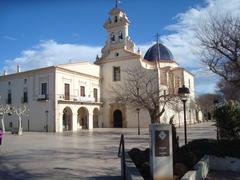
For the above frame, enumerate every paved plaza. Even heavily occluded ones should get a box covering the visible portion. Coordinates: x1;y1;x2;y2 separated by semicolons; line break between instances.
0;121;216;180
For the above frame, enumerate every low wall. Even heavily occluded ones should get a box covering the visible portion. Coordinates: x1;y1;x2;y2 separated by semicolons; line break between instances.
181;155;240;180
181;155;209;180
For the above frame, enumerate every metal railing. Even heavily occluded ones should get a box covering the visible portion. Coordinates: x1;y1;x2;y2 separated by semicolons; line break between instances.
118;134;126;180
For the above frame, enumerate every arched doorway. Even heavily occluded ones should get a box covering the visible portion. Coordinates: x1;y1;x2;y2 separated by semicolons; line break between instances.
63;107;72;131
93;108;99;128
113;109;122;128
77;107;89;129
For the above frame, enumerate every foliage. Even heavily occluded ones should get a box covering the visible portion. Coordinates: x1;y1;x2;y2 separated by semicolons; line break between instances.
128;148;150;179
214;101;240;139
174;163;187;178
182;139;240;159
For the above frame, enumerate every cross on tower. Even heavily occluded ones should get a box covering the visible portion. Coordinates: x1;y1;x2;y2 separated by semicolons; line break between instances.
154;33;161;62
154;33;160;43
115;0;120;8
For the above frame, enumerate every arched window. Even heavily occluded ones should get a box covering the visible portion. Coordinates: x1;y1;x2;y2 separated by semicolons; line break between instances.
114;16;118;23
111;33;115;42
118;31;123;40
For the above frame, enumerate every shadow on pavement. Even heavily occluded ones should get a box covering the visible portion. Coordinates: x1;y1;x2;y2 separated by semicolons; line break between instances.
87;176;121;180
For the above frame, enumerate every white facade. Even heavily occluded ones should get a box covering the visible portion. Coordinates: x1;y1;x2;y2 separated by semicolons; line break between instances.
0;6;202;132
0;63;101;132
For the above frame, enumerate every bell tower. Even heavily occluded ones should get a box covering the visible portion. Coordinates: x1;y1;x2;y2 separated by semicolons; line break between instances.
100;5;136;58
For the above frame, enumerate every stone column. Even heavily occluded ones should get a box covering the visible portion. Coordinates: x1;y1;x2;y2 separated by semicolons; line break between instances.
58;113;63;132
72;113;78;132
150;124;173;180
88;113;93;130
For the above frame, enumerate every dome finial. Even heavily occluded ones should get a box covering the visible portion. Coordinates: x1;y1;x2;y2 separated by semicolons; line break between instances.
154;32;160;44
154;33;161;61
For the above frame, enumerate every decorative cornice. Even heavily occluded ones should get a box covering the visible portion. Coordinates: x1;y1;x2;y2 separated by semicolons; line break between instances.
171;67;195;76
58;100;102;106
0;66;55;80
56;67;100;79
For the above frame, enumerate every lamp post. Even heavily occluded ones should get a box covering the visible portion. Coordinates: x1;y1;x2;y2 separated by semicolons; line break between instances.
213;99;219;141
136;108;140;135
136;87;140;135
178;85;190;145
45;110;48;132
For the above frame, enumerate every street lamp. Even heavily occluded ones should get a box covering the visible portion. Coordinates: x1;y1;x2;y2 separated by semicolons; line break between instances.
213;99;219;141
136;87;140;135
136;108;140;135
178;84;190;145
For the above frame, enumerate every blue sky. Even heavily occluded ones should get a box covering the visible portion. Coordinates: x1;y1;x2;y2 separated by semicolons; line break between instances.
1;0;240;95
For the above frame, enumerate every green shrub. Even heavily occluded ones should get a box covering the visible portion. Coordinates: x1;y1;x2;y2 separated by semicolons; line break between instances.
140;161;150;179
174;163;188;178
183;139;240;159
214;101;240;139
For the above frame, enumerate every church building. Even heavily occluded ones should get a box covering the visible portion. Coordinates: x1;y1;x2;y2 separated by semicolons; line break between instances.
0;5;201;132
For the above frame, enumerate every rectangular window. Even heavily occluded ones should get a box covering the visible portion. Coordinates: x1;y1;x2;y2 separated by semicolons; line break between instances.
80;86;85;97
41;83;47;95
65;83;70;100
24;79;27;84
113;66;121;81
23;87;28;103
93;88;98;102
7;90;11;104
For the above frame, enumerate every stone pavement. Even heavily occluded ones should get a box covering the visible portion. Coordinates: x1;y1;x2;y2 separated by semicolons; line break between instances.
206;170;240;180
176;121;216;146
0;121;216;179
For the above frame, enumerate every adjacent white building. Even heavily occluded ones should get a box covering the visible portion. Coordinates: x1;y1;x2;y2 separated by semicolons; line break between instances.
0;6;202;132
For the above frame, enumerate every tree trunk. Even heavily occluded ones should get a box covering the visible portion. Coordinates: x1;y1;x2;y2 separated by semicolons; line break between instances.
18;117;23;136
1;116;5;133
177;112;180;128
149;111;160;124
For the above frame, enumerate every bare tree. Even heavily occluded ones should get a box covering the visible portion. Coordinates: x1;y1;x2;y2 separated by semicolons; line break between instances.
0;105;12;133
111;67;178;123
13;105;29;135
196;93;221;119
171;103;182;127
196;14;240;87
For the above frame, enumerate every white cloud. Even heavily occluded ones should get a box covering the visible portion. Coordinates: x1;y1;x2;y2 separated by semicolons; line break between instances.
2;36;16;41
3;40;101;73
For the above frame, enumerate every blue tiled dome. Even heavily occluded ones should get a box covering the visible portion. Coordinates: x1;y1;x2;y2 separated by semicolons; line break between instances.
144;43;174;62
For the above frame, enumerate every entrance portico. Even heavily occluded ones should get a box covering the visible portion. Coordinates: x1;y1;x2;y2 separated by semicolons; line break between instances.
109;103;127;128
57;100;101;132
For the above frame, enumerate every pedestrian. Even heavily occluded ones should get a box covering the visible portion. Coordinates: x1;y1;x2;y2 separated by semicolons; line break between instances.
0;128;3;145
